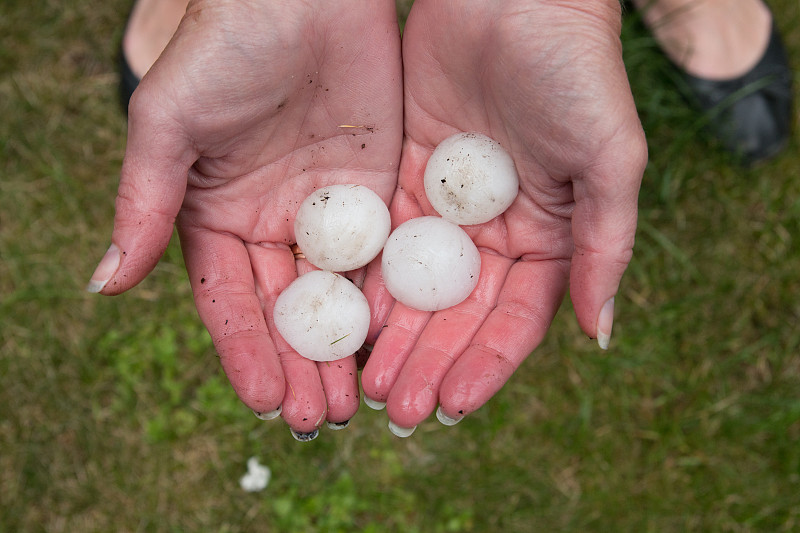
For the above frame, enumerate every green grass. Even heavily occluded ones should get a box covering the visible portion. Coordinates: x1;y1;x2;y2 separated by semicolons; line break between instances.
2;1;800;531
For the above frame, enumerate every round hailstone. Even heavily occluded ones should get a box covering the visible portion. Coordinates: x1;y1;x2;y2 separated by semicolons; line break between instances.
381;216;481;312
424;132;519;225
295;184;391;272
273;270;370;362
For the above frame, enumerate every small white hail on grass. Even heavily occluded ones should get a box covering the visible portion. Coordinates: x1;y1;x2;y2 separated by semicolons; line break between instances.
239;457;271;492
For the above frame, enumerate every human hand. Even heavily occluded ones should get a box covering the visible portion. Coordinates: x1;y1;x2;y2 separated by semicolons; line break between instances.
87;0;403;437
360;0;647;433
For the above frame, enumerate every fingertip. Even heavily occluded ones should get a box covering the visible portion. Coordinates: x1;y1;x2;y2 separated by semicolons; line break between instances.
388;420;416;438
279;357;327;433
317;357;360;423
231;367;286;415
215;339;286;414
253;405;282;421
436;405;463;426
359;355;392;407
283;405;327;435
363;396;386;411
290;428;320;442
438;355;504;419
385;388;436;429
596;296;615;350
438;391;474;421
326;419;350;431
86;243;121;294
569;252;627;341
94;211;177;296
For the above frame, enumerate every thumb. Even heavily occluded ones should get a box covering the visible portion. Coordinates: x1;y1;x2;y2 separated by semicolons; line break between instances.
87;91;196;295
569;128;647;349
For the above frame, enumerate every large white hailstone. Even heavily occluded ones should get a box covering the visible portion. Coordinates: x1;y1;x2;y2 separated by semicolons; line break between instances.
381;216;481;312
295;184;391;272
273;270;370;362
424;132;519;225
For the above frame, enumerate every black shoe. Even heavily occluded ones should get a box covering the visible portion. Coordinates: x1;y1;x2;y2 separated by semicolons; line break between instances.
118;2;142;115
118;46;140;114
680;20;793;165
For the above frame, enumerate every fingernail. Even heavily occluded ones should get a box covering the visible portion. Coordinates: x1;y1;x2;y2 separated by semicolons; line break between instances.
253;406;282;420
326;419;350;431
290;428;319;442
86;243;121;293
364;396;386;410
436;406;463;426
388;420;416;438
597;296;615;350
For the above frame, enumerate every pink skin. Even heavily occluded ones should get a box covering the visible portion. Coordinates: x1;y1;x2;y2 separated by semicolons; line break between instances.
92;0;403;433
93;0;646;435
361;0;647;429
631;0;772;80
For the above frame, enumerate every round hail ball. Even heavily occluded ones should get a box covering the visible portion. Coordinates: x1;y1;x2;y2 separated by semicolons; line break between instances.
381;216;481;312
295;184;391;272
273;270;370;362
424;132;519;225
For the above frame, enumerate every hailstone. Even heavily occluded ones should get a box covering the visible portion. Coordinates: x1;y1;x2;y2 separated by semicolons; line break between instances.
273;270;370;362
424;132;519;225
295;184;391;271
381;216;481;312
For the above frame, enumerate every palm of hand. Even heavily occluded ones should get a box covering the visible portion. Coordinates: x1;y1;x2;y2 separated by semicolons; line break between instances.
362;0;646;428
114;1;403;432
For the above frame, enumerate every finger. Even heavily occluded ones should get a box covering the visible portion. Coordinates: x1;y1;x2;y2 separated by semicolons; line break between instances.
361;253;395;344
277;352;327;437
438;258;567;421
360;181;430;402
295;252;361;426
178;226;284;414
360;303;431;406
384;251;515;429
317;356;359;426
569;120;647;349
248;245;327;436
88;89;197;295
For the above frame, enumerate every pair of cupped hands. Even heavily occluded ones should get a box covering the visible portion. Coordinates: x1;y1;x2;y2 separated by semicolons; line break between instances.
89;0;647;438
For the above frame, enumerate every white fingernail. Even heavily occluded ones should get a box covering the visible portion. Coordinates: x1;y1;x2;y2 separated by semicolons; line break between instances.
290;428;319;442
388;420;416;438
364;396;386;410
436;406;463;426
86;243;120;293
326;420;350;430
253;406;282;420
597;297;615;350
